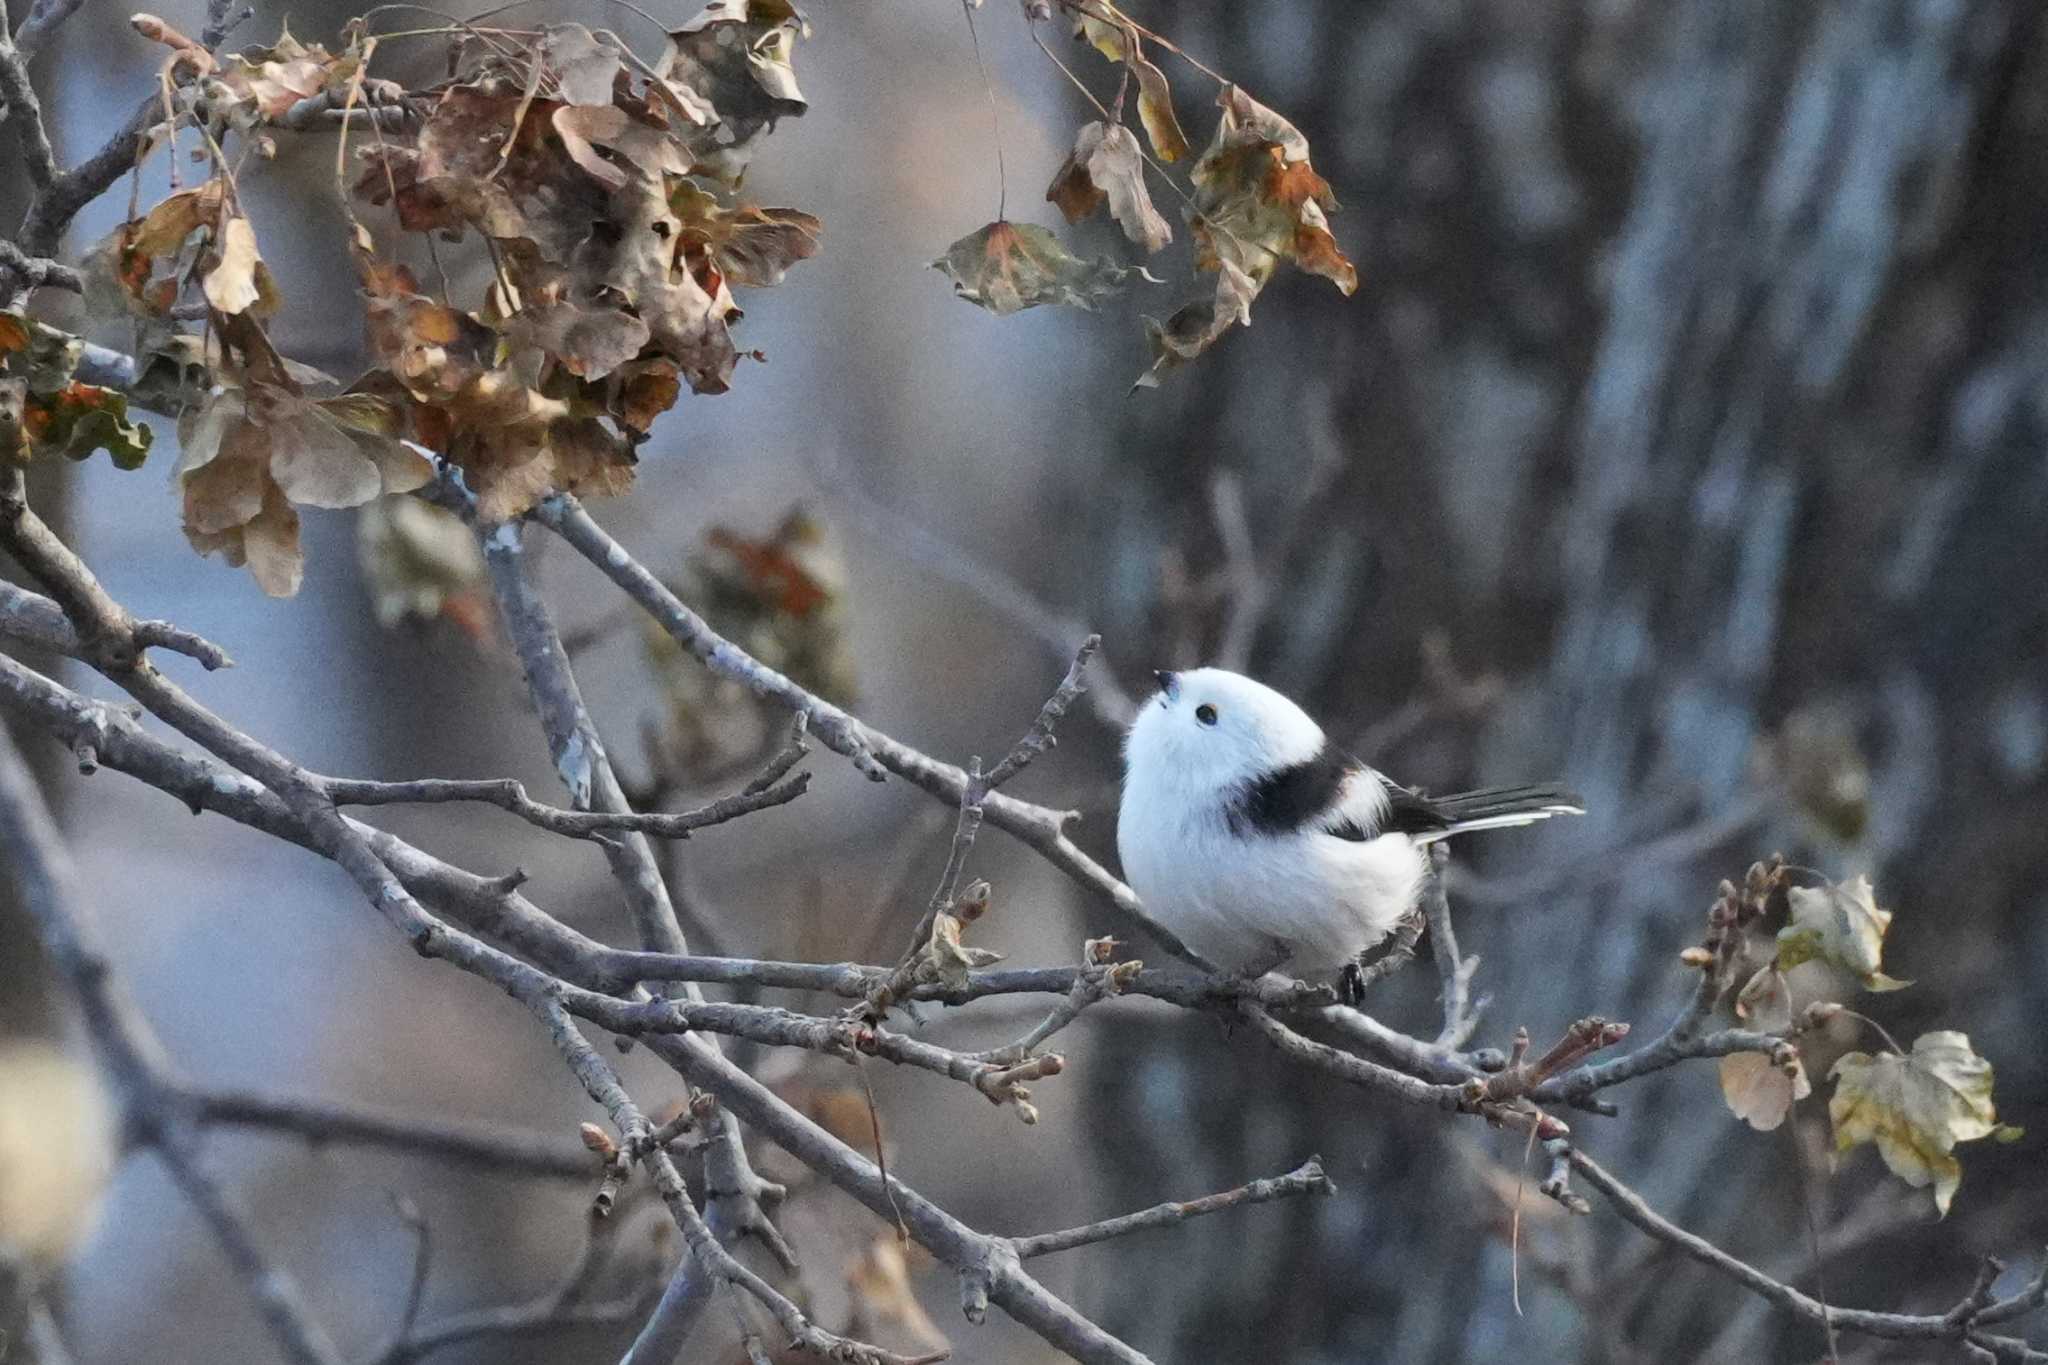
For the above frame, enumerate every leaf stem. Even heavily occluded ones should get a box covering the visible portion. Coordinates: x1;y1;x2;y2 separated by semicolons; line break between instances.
1840;1009;1906;1057
960;0;1008;221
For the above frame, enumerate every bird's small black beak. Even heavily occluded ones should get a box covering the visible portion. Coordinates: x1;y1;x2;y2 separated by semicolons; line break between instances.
1153;669;1179;701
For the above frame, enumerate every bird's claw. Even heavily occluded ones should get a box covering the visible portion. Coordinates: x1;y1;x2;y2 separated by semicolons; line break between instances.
1337;961;1366;1009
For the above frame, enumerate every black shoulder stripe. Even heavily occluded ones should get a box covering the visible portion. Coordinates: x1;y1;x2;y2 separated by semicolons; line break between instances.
1227;749;1362;838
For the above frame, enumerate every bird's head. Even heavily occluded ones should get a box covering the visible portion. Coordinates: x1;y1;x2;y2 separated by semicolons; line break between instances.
1123;666;1326;799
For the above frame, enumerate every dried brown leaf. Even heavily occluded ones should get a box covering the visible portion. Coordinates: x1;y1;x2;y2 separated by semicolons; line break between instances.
1047;121;1170;253
1191;85;1356;295
709;206;821;286
510;301;652;381
1133;259;1256;389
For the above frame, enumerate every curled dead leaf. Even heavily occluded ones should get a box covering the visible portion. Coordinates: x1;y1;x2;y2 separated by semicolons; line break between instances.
1134;259;1256;389
663;0;807;179
933;220;1151;317
540;24;623;107
1776;874;1910;992
1734;965;1793;1034
175;382;429;597
1191;85;1356;296
1047;122;1171;254
508;301;652;381
1131;53;1189;163
201;216;278;317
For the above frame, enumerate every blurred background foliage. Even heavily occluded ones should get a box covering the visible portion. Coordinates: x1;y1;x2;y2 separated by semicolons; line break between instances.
4;0;2047;1361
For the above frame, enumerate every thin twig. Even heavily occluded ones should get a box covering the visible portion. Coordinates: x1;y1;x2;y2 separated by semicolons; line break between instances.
1572;1149;2048;1359
1011;1159;1333;1259
1419;844;1484;1047
187;1087;596;1178
322;769;809;842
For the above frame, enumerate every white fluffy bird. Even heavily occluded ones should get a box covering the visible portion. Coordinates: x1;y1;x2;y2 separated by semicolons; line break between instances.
1117;667;1582;996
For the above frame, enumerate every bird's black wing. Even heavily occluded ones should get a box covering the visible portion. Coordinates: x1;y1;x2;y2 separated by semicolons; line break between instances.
1228;748;1369;840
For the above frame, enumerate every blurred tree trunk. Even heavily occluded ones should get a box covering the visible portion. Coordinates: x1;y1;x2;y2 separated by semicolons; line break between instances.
1072;1;2048;1358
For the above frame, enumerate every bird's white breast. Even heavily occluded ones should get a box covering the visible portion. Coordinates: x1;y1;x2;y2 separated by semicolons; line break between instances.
1117;771;1426;974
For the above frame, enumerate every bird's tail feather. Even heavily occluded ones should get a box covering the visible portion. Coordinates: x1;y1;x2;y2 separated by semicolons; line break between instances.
1411;784;1584;845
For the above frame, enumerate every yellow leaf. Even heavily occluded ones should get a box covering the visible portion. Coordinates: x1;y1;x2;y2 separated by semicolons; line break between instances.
202;215;266;315
1131;54;1189;163
1072;11;1128;62
1829;1031;2001;1216
1776;874;1910;992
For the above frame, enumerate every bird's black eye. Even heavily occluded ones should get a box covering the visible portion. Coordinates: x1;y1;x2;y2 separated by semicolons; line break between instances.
1195;703;1218;727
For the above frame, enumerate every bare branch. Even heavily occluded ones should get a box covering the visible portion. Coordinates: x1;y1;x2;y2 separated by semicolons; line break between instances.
375;1275;657;1365
17;95;157;256
1471;1018;1633;1104
1;580;235;671
0;7;56;191
1571;1148;2048;1359
1420;844;1484;1047
13;0;88;58
471;513;798;1346
322;769;809;843
1011;1158;1333;1259
972;940;1141;1066
530;997;948;1365
186;1088;596;1179
0;235;78;291
1533;870;1765;1106
983;634;1101;788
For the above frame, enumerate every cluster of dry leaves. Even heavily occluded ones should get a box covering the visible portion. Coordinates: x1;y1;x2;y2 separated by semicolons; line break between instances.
68;1;819;597
933;2;1356;386
1704;861;2017;1214
12;0;1354;607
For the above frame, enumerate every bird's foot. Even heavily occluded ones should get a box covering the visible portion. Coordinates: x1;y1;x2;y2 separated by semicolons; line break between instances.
1337;961;1366;1009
